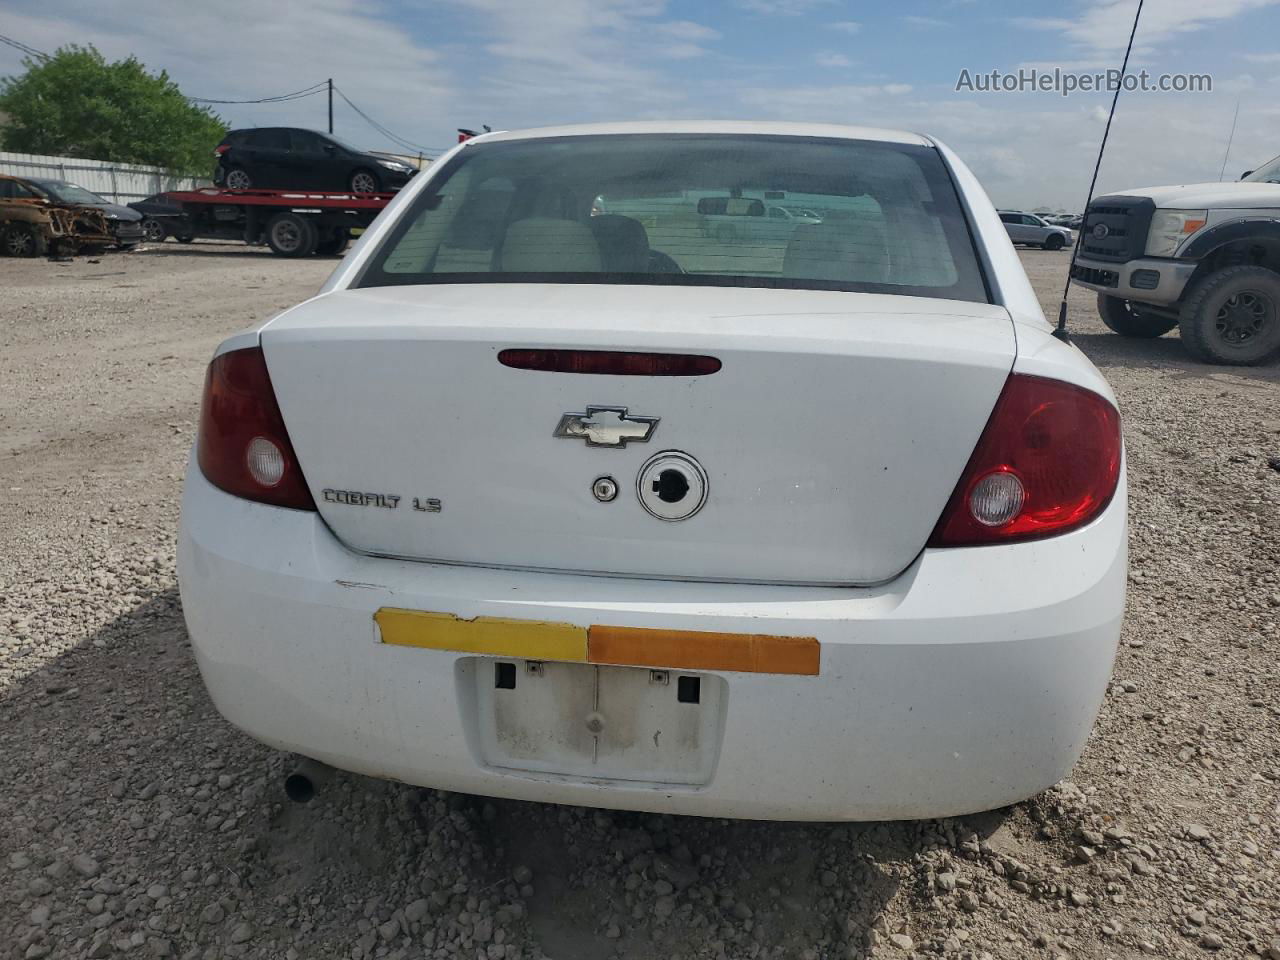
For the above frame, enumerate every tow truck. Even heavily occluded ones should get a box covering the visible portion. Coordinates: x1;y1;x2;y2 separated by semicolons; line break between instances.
156;188;396;257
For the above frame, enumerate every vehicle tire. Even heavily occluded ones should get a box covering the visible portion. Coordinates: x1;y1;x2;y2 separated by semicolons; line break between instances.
2;223;47;258
350;168;381;194
265;212;319;257
1043;234;1066;251
315;228;350;256
1096;293;1178;338
140;218;166;243
224;166;253;190
1178;265;1280;366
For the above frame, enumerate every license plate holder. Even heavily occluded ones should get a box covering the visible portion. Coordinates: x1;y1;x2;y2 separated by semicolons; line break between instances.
472;659;724;786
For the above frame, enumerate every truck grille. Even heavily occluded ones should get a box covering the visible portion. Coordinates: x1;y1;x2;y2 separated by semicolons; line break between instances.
1080;195;1155;262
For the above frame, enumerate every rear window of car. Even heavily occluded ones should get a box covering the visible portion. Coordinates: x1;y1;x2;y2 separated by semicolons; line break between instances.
356;134;990;303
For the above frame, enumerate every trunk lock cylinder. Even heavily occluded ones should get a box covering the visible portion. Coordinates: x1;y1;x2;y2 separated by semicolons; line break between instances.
636;451;708;521
591;476;619;503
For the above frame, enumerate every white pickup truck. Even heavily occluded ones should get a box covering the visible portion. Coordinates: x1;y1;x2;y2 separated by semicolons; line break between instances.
1070;155;1280;365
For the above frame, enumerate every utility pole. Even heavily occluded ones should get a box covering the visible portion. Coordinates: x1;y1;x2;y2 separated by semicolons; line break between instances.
328;79;334;134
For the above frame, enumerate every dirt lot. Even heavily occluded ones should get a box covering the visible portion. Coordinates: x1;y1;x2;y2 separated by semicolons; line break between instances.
1;243;1277;960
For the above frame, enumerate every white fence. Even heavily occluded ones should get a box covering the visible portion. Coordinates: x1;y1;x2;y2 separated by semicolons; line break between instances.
0;151;209;203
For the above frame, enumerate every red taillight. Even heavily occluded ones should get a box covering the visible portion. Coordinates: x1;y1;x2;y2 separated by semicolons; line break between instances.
929;374;1120;547
498;349;721;376
214;144;230;156
196;346;316;510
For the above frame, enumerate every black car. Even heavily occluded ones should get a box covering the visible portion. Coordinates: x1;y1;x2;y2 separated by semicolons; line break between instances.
24;178;146;248
129;193;195;243
212;128;417;193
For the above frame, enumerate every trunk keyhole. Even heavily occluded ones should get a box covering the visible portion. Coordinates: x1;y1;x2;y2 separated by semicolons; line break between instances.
653;469;690;503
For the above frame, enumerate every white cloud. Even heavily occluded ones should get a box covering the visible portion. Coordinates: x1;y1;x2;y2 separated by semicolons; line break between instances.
1017;0;1280;52
902;15;948;28
815;52;853;68
657;20;721;41
734;0;836;15
737;83;913;114
829;21;862;34
1242;51;1280;62
437;0;696;121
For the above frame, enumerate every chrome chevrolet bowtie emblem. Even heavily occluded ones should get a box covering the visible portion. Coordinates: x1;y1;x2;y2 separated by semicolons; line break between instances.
554;406;659;448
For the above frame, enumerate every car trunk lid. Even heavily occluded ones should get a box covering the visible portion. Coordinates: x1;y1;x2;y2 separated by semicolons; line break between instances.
262;283;1015;585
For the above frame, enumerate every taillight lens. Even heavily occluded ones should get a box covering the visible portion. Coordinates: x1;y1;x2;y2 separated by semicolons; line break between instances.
929;374;1120;546
196;347;316;510
214;144;230;156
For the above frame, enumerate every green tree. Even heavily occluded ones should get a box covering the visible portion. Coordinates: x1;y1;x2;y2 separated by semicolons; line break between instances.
0;45;227;175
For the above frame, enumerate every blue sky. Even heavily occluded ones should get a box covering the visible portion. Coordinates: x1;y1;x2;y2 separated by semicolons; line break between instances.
4;0;1280;208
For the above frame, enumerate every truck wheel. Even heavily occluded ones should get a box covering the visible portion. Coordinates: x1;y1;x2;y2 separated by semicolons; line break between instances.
350;169;380;194
1043;234;1066;251
2;223;48;258
266;213;319;257
1096;293;1177;338
224;166;252;190
315;228;350;256
1178;265;1280;365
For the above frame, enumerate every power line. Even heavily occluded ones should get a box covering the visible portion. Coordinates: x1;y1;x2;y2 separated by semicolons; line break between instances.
0;32;51;60
333;84;442;156
188;81;329;105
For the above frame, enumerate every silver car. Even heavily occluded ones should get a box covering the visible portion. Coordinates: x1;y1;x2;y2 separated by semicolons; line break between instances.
999;210;1072;250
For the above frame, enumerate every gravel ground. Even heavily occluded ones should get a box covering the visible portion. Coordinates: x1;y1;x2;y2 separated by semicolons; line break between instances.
1;243;1277;960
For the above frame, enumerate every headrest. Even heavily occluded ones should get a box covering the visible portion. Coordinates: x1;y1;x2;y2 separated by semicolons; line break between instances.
782;222;890;284
587;215;650;272
501;218;602;272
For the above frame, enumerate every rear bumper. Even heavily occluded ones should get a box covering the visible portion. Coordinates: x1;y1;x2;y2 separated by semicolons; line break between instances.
178;463;1126;821
1072;255;1197;306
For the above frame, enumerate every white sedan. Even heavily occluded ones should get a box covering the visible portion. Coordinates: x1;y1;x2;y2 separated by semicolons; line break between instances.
178;121;1125;821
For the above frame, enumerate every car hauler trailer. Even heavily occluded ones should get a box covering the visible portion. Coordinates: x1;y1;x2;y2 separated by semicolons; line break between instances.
158;188;394;257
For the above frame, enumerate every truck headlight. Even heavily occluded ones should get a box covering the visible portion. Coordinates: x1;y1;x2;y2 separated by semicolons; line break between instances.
1145;209;1207;257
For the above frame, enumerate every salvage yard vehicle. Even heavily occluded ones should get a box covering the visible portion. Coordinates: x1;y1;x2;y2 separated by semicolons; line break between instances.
212;127;417;194
17;177;146;249
0;188;115;257
1070;155;1280;365
178;122;1126;821
130;193;196;244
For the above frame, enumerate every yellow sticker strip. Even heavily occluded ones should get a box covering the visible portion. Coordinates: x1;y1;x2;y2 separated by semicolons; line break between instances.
375;608;588;663
589;624;819;676
375;608;819;676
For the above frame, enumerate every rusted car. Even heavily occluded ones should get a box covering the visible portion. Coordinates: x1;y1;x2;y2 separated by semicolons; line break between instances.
0;175;115;257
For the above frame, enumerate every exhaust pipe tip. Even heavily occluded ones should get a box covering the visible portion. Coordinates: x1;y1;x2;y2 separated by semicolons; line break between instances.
284;758;333;803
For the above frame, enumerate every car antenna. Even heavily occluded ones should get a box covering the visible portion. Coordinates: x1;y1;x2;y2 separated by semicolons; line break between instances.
1056;0;1145;343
